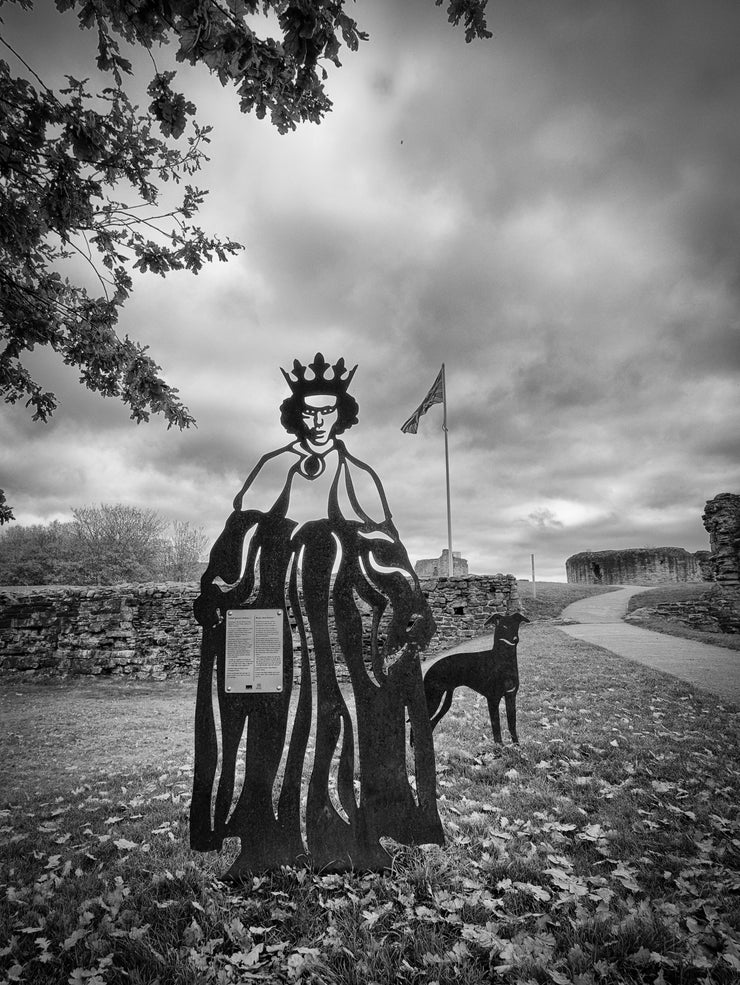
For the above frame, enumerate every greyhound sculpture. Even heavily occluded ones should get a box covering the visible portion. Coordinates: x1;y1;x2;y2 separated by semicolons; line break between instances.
421;612;529;744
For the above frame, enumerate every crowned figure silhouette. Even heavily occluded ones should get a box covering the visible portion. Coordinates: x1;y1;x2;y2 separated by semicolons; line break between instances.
191;354;443;876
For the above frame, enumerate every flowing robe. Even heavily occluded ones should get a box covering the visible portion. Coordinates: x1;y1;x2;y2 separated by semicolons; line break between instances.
190;438;443;874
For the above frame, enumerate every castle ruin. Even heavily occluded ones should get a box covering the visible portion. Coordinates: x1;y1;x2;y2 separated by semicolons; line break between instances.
414;549;469;578
702;492;740;633
566;494;740;633
565;547;709;586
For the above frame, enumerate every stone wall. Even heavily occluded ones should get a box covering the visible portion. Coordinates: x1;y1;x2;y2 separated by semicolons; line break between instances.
0;584;200;678
0;575;519;679
702;493;740;633
421;573;518;651
565;547;708;586
624;592;727;634
703;493;740;585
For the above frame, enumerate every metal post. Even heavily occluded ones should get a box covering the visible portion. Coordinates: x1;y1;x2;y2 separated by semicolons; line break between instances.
531;553;536;600
442;365;453;577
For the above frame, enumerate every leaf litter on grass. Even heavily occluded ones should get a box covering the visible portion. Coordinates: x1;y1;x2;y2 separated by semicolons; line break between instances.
1;622;740;983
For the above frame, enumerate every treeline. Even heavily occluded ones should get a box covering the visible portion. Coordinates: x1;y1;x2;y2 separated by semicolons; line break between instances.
0;505;207;586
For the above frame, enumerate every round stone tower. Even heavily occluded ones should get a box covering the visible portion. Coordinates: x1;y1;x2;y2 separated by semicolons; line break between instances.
565;547;709;586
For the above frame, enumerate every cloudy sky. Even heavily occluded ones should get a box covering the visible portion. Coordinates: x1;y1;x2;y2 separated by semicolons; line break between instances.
2;0;739;581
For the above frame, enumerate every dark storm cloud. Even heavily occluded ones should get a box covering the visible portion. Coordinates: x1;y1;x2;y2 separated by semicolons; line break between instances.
368;0;740;365
3;0;739;579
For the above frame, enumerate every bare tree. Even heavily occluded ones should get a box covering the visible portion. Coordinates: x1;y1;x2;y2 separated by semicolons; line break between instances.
72;503;166;583
159;520;207;582
0;508;207;584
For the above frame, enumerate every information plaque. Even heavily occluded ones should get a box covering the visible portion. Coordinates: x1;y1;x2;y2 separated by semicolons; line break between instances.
225;609;283;693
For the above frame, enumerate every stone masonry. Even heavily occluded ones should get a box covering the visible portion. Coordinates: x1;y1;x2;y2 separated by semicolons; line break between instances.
703;493;740;585
415;549;469;578
0;584;200;679
624;591;727;635
565;547;708;586
0;574;519;679
702;492;740;633
421;573;518;652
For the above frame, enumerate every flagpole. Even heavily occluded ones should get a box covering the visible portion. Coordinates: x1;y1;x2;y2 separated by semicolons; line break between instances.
442;364;454;577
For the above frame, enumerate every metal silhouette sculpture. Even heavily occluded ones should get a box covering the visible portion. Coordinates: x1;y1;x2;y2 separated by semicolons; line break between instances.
190;354;443;877
421;612;528;744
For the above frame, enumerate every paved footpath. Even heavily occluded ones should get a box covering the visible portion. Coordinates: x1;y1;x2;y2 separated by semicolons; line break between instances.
558;587;740;707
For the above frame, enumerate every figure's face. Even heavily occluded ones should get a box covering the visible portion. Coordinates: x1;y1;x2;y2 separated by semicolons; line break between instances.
301;393;338;445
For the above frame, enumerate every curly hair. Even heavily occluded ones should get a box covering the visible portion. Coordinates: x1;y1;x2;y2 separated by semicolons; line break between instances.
279;391;360;438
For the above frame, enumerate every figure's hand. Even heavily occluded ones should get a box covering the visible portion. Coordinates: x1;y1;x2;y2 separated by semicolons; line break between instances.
193;585;224;628
406;606;436;651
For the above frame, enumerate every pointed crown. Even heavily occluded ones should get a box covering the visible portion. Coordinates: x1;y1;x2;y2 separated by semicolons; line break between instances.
280;352;357;397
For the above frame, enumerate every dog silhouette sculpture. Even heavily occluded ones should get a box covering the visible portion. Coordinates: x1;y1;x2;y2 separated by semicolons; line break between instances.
421;612;529;744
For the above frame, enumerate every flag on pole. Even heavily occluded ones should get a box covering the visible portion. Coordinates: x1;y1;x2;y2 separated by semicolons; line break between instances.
401;366;445;434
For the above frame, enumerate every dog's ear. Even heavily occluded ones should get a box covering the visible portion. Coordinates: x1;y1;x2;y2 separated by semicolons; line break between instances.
484;611;502;626
515;613;530;624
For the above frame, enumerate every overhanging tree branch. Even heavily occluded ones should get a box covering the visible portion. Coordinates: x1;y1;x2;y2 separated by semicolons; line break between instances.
0;0;491;517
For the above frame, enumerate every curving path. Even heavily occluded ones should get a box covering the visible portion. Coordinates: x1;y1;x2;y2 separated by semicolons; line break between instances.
558;587;740;706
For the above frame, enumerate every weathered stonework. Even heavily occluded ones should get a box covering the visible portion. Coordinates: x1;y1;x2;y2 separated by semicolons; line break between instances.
702;493;740;633
420;573;519;652
415;550;469;578
625;595;726;634
703;493;740;585
565;547;708;587
0;575;519;679
0;584;200;678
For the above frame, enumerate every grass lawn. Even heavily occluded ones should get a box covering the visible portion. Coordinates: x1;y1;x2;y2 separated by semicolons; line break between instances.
516;581;622;622
626;584;740;653
1;588;740;984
